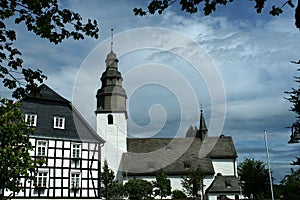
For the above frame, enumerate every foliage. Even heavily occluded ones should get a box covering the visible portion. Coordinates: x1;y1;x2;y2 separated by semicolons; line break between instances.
0;0;99;99
0;98;35;193
152;169;171;199
238;158;270;200
100;160;119;200
181;167;205;198
279;168;300;200
172;189;187;199
285;69;300;121
124;178;153;200
133;0;300;29
285;64;300;144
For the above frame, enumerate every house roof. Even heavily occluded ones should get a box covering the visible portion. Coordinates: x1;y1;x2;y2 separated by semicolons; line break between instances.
122;134;237;176
26;84;69;103
21;84;104;143
206;175;241;194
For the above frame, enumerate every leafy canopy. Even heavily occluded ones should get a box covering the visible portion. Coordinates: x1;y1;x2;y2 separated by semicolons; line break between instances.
238;158;270;200
0;0;99;99
152;169;171;199
0;98;35;192
133;0;299;29
124;178;153;200
181;167;205;198
280;168;300;200
100;160;120;200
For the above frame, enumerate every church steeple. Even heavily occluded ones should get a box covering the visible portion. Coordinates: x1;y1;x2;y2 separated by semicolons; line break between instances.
95;34;128;180
95;37;127;116
196;109;208;140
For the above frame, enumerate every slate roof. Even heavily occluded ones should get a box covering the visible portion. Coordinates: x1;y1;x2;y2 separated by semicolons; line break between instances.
21;84;104;143
206;135;237;158
206;175;241;194
122;134;237;176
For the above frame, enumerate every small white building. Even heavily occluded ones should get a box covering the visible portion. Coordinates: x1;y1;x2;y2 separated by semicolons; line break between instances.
96;49;243;200
5;84;104;199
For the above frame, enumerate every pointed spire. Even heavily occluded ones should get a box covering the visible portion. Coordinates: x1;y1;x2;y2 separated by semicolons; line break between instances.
196;108;208;140
105;28;118;69
199;109;207;132
110;28;114;51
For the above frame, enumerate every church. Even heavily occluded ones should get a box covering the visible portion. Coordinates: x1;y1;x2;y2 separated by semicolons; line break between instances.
4;46;242;200
96;48;242;200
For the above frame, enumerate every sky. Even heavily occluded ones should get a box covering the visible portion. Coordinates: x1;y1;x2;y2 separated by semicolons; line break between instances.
3;0;300;183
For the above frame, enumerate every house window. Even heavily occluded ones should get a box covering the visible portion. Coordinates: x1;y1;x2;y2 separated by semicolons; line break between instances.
25;114;37;127
36;171;48;187
184;162;191;170
71;143;81;159
54;116;65;129
70;173;80;189
37;141;47;156
108;114;113;124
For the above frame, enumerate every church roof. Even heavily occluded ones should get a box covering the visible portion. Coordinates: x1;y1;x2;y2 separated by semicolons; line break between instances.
206;175;241;194
122;134;237;176
206;135;237;158
21;84;104;143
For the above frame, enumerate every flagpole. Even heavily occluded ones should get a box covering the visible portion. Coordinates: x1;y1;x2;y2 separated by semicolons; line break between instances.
264;129;274;200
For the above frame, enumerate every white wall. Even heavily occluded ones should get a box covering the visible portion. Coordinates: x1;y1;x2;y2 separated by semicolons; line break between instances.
212;158;237;176
207;193;243;200
97;113;127;176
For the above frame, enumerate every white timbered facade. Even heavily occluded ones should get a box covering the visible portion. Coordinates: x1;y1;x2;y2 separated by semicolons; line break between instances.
5;84;104;199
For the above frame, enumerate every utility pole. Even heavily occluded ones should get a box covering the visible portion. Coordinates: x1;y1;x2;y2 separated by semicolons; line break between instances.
264;129;274;200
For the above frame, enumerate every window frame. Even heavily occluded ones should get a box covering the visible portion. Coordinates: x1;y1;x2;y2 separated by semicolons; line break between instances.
71;143;81;159
53;116;65;129
37;140;48;157
70;172;81;189
36;171;48;188
25;114;37;127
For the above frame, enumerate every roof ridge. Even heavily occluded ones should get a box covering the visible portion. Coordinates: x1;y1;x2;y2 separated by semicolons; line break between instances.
26;84;69;103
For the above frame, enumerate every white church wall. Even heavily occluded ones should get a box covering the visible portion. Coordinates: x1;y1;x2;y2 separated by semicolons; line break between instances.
212;158;237;176
97;113;127;174
203;175;215;192
207;193;243;200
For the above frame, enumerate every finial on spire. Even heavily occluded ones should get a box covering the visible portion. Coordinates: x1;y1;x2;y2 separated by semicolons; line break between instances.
110;28;114;51
200;103;203;112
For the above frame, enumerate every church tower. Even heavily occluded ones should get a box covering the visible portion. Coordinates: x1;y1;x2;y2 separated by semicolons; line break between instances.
96;35;127;179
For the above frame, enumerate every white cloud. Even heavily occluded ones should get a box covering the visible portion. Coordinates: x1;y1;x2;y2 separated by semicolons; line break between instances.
3;0;299;182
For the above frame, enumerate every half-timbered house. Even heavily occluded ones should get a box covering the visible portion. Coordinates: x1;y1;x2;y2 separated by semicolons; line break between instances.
5;84;104;199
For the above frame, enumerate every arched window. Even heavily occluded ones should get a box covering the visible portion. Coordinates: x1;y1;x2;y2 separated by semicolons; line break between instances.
108;114;113;125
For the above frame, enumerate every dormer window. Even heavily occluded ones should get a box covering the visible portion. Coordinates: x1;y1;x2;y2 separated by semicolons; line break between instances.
25;114;37;127
184;162;191;170
225;180;232;188
54;116;65;129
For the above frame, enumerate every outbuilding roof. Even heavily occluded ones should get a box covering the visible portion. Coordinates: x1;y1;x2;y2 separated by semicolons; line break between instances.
206;175;241;194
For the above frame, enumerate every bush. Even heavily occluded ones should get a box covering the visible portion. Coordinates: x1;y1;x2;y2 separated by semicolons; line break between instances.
172;190;187;199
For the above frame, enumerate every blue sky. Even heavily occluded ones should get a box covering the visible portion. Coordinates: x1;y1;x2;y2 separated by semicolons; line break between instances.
3;0;300;183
